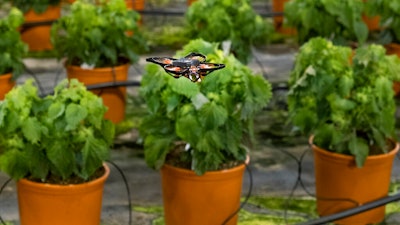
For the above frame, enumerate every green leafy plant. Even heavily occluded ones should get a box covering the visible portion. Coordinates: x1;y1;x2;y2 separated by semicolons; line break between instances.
185;0;273;64
143;24;190;50
139;39;272;175
284;0;368;46
0;79;115;183
0;0;61;13
51;0;148;68
0;7;27;78
365;0;400;44
288;37;400;167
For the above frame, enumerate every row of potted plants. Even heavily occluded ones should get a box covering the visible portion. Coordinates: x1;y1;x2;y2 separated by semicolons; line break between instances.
0;0;148;123
1;0;275;123
0;37;272;224
282;0;400;52
2;1;400;225
3;36;400;225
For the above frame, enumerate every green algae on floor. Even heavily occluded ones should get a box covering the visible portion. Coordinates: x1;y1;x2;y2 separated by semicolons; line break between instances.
130;195;400;225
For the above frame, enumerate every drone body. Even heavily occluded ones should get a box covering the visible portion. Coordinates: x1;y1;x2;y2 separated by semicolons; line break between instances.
146;53;225;82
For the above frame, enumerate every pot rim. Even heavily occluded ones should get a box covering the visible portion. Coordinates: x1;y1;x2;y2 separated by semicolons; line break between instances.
0;73;12;80
161;156;249;181
17;163;110;191
309;135;399;163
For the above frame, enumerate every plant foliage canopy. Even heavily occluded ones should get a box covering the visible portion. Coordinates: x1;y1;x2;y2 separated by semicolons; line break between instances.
284;0;368;45
51;0;147;68
288;37;400;167
139;39;272;175
0;79;115;182
0;7;27;78
185;0;272;64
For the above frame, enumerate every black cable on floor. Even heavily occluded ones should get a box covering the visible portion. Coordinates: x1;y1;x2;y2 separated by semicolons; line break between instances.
39;81;141;97
277;147;359;224
23;65;46;96
297;192;400;225
221;163;253;225
106;160;132;225
251;47;269;79
0;178;12;225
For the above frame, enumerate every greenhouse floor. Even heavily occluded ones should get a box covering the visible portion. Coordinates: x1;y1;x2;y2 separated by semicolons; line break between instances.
2;45;400;225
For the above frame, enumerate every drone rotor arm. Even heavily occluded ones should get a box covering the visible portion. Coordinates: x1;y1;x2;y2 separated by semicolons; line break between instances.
146;57;176;66
198;63;226;76
184;52;206;63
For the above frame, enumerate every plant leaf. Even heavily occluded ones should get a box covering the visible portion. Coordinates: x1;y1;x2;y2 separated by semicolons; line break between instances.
199;101;228;129
22;117;42;144
349;135;369;167
65;103;88;130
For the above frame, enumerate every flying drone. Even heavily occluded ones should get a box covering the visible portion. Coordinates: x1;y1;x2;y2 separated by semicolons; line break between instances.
146;52;225;82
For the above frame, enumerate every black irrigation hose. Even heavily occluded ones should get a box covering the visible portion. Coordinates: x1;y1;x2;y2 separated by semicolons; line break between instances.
221;163;253;225
0;178;12;225
137;9;283;18
297;193;400;225
276;146;400;225
106;160;133;225
39;81;141;98
20;20;57;34
251;47;269;79
24;65;46;96
278;147;360;224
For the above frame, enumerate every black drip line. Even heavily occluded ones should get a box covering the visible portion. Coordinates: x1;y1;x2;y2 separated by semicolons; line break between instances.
106;160;133;225
2;145;400;224
20;20;57;34
0;178;12;225
221;163;253;225
21;61;141;98
276;145;400;225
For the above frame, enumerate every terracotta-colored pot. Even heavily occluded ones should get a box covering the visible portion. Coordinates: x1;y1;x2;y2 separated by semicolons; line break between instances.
17;164;110;225
161;163;246;225
124;0;144;25
362;15;380;31
310;136;399;225
125;0;145;10
362;0;380;31
21;5;61;51
66;64;129;123
272;0;296;35
0;73;15;100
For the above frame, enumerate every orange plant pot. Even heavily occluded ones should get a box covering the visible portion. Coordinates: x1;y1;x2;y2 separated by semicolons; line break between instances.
362;15;380;31
17;164;110;225
272;0;296;35
0;74;15;100
362;0;380;31
310;137;399;225
66;64;129;124
161;163;246;225
125;0;145;10
124;0;144;25
21;5;61;51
